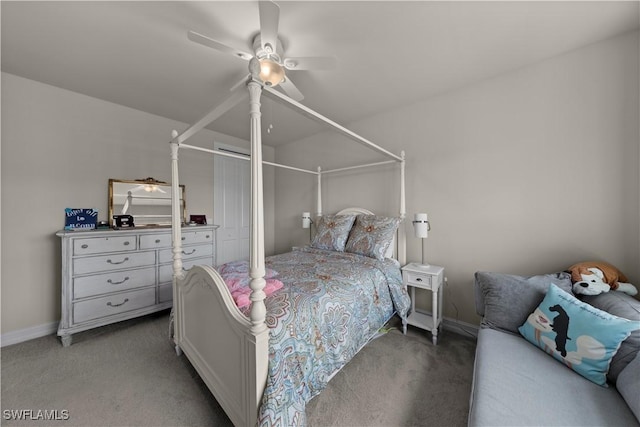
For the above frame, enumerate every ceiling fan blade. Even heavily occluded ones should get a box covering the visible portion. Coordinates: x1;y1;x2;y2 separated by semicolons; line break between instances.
187;30;253;61
229;73;252;92
279;76;304;102
283;56;338;71
259;1;280;54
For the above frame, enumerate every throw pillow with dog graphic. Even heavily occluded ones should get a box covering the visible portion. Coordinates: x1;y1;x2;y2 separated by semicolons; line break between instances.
518;283;640;386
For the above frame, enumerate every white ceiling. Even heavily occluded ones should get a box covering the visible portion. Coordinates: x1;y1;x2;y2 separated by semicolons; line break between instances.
2;1;638;146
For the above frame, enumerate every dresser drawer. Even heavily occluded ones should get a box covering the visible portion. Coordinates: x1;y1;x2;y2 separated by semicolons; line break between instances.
73;287;156;324
139;233;171;249
158;258;213;283
73;236;137;255
158;283;173;303
73;267;156;299
73;251;155;275
181;229;215;245
158;244;213;264
405;271;432;288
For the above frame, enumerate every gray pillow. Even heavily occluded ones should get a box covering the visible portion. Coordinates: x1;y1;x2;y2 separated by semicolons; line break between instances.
310;214;356;252
580;291;640;383
474;271;573;334
616;351;640;420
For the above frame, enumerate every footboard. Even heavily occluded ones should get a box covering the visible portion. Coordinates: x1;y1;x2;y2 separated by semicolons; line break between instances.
174;265;269;427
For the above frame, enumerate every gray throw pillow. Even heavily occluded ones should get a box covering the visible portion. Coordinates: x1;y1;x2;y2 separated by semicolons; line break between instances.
310;214;356;252
475;271;573;334
580;291;640;383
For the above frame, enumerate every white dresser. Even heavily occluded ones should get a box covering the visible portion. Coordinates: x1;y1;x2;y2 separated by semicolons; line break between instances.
56;225;218;346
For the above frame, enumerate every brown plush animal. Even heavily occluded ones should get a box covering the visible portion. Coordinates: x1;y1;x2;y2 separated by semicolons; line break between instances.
568;261;637;296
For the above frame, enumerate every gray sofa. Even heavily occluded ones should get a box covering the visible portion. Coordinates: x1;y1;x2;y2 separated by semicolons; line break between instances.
468;271;640;427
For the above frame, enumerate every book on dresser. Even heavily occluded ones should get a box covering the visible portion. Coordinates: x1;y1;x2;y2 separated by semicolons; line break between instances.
56;225;218;346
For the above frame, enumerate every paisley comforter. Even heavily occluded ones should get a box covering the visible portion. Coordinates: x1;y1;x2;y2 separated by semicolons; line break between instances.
249;247;410;426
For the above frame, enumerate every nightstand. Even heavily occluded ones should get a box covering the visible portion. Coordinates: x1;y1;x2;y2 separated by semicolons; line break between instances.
401;262;445;344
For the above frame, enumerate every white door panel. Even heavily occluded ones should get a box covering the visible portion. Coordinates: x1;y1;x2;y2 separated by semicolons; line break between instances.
214;144;251;266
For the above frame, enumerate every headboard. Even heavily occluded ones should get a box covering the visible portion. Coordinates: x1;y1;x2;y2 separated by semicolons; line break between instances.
336;207;399;260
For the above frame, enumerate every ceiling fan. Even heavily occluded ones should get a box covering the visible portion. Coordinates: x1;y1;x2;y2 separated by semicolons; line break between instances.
187;0;337;101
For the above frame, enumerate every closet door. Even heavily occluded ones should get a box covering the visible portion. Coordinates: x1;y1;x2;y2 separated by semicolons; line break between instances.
214;144;250;265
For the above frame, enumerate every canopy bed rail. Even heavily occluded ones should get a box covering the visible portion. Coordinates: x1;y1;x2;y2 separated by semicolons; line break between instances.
169;76;406;426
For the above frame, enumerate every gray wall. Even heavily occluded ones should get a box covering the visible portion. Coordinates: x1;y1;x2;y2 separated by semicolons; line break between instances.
274;31;640;325
1;73;275;334
2;30;638;336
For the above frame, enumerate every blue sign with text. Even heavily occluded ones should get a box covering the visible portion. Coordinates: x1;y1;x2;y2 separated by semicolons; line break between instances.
64;208;98;230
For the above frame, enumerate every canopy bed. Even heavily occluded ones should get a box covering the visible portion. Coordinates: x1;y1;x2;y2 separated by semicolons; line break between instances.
169;72;407;425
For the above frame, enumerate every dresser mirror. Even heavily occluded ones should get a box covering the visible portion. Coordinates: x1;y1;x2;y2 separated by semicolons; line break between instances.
108;178;185;227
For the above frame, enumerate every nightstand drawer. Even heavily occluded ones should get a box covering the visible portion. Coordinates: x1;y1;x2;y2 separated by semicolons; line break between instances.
405;272;432;287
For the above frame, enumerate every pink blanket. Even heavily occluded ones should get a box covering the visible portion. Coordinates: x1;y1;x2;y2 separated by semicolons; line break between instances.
218;260;283;308
229;279;284;308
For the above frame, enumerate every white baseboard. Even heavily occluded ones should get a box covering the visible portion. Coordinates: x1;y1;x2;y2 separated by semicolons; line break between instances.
1;322;58;347
442;317;478;339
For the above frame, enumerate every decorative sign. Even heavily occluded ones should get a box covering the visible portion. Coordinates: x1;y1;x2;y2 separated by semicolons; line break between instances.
64;208;98;230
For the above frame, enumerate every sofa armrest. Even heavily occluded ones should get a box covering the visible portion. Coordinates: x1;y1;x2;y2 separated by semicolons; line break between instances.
474;276;485;317
617;351;640;422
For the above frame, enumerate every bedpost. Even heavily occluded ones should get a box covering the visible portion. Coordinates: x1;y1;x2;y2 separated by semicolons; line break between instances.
246;78;270;426
170;131;184;284
399;151;407;265
317;166;322;218
170;131;183;351
247;80;268;334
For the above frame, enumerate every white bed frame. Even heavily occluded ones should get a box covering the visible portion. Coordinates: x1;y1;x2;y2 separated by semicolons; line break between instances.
169;76;406;426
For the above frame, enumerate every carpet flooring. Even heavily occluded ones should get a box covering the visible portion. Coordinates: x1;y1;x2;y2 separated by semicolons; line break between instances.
1;311;476;427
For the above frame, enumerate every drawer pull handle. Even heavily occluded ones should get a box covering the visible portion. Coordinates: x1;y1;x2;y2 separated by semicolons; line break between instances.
205;235;210;239
181;237;186;241
123;241;130;246
183;249;196;255
107;277;130;285
155;239;161;243
107;257;129;265
416;277;423;282
106;298;129;308
81;244;89;249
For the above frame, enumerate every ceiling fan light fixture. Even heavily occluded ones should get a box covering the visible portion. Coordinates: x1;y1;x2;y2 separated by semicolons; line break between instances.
258;58;285;86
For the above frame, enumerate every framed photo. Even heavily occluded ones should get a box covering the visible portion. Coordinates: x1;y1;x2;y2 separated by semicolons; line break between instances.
189;214;207;225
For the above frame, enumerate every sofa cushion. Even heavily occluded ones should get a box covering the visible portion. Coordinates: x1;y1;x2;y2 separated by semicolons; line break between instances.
617;352;640;421
468;328;639;427
580;291;640;383
474;271;573;334
518;284;640;386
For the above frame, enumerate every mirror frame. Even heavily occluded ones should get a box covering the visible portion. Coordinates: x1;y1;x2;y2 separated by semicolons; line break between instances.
108;178;186;227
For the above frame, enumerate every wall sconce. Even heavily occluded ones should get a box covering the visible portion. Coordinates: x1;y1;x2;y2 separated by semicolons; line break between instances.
412;213;431;267
302;212;313;241
302;212;312;229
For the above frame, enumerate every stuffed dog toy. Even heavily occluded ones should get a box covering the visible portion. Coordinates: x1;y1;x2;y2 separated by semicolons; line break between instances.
568;261;637;296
